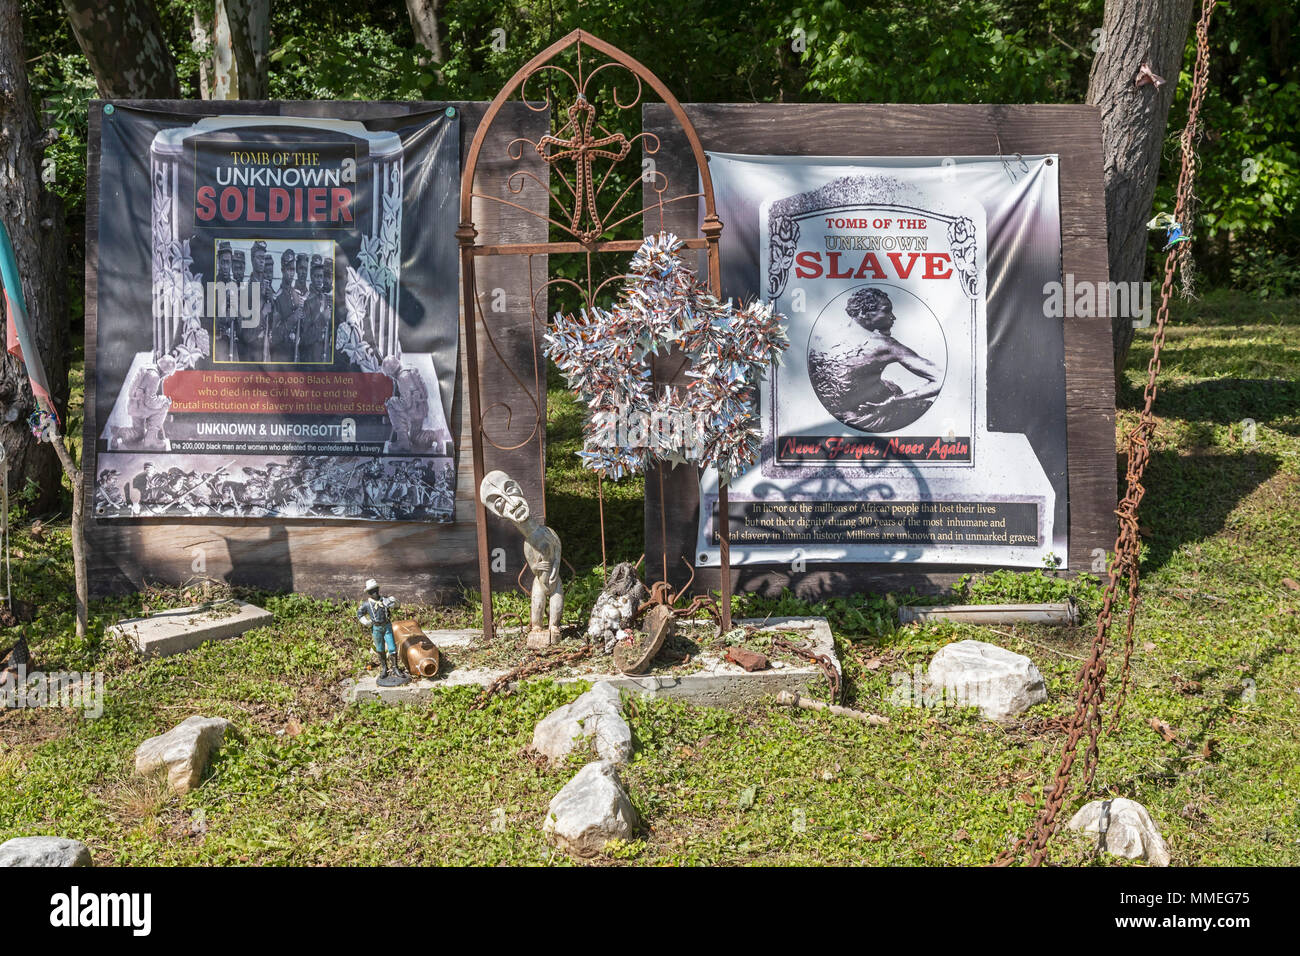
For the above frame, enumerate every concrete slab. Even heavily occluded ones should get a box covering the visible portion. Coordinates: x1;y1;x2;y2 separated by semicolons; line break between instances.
348;617;838;709
111;601;273;659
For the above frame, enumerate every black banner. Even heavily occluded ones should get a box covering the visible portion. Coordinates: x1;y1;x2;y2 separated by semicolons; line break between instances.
90;104;461;522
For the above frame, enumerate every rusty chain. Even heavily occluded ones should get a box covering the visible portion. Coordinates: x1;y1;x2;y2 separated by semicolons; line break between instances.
994;0;1217;867
770;635;843;705
469;643;595;710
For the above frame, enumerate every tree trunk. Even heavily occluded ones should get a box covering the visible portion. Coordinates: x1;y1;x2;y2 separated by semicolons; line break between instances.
226;0;271;99
1086;0;1195;386
61;0;180;98
192;10;213;99
212;0;237;99
209;1;271;100
405;0;445;70
0;0;68;515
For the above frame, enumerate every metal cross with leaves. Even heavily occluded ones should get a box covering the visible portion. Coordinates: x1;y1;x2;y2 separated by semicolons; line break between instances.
535;93;631;243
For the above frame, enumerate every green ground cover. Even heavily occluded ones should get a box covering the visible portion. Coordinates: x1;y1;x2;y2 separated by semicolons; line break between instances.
0;290;1296;865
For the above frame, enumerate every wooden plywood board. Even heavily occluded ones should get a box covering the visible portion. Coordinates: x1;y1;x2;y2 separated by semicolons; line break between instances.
642;103;1115;598
83;100;548;602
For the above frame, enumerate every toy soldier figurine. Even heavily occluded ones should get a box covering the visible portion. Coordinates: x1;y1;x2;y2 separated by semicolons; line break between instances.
479;470;564;648
357;578;408;685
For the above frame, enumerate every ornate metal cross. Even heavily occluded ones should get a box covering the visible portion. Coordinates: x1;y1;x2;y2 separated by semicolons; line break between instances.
536;93;631;243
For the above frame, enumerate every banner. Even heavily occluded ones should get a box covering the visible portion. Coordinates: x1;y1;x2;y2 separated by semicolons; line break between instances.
90;106;460;521
698;154;1068;568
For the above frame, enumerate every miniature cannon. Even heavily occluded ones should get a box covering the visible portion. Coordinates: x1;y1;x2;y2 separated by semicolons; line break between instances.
394;620;441;678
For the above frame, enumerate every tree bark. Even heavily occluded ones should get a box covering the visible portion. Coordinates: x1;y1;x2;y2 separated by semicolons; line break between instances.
192;10;213;99
405;0;445;69
225;0;271;99
208;1;271;100
61;0;180;98
212;0;237;99
1086;0;1195;385
0;0;68;515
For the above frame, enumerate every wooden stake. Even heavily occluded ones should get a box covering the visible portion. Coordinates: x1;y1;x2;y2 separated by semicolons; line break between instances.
775;690;889;725
47;432;85;638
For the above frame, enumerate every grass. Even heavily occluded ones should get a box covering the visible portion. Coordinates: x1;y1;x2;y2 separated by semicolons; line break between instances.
0;288;1297;865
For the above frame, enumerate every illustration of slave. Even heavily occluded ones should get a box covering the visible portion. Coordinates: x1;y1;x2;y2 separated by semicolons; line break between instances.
807;287;944;432
479;470;563;648
110;354;176;450
382;355;436;452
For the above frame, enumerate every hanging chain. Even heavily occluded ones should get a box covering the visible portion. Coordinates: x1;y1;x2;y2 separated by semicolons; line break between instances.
995;0;1217;867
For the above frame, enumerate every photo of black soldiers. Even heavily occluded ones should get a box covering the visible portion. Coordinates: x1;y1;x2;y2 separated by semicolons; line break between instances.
299;255;333;362
214;241;239;361
269;247;304;362
215;240;233;283
238;240;272;362
211;240;338;365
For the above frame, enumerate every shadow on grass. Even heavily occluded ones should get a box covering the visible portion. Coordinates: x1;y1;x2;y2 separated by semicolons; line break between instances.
1137;448;1280;574
1123;377;1300;433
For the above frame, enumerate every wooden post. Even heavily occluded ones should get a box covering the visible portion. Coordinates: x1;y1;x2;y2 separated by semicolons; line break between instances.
47;432;86;638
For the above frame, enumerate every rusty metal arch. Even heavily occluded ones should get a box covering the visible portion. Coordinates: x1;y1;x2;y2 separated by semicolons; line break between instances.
457;29;732;640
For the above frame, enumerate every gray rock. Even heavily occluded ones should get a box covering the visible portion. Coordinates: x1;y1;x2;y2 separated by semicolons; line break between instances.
1068;798;1171;866
134;715;232;794
0;836;92;867
926;639;1047;720
532;681;633;765
543;761;638;856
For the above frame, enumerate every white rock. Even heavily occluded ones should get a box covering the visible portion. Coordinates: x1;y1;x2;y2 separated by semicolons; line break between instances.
926;639;1047;720
0;836;92;867
532;681;633;765
1068;798;1171;866
134;715;232;794
543;761;638;856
